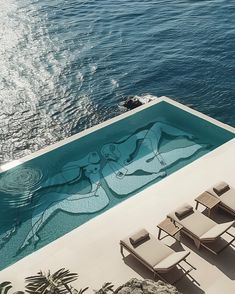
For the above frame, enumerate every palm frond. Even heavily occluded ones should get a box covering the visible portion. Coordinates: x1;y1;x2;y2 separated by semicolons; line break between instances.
0;281;13;294
94;282;114;294
25;268;79;294
78;287;89;294
0;282;24;294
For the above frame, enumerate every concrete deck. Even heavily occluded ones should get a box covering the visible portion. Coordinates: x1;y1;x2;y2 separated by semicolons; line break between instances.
1;137;235;293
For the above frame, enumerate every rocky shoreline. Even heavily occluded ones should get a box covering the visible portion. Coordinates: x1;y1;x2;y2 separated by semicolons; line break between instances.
113;278;181;294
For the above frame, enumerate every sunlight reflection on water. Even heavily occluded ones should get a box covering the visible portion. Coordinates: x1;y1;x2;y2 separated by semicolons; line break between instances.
0;0;234;165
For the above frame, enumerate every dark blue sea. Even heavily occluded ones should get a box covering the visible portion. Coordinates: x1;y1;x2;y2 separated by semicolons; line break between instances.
0;0;234;164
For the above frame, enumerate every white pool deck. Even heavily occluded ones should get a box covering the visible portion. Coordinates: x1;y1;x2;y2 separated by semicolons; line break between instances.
1;97;235;293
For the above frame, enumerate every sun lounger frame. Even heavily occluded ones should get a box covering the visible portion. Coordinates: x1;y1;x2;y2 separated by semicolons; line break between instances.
120;241;196;285
168;216;235;255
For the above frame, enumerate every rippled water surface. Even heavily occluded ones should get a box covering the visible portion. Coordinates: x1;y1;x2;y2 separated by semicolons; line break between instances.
0;0;234;164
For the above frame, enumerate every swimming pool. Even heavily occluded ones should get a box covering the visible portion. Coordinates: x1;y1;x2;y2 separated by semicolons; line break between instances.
0;98;234;270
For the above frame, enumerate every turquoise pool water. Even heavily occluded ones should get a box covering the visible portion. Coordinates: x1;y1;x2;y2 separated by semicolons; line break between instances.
0;101;234;270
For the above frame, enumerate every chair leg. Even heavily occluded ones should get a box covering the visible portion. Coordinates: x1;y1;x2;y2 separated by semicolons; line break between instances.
184;259;197;270
194;239;201;249
158;228;162;240
174;263;198;285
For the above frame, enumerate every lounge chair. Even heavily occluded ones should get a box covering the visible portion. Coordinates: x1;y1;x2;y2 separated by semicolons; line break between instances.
120;228;196;284
168;204;235;254
207;181;235;217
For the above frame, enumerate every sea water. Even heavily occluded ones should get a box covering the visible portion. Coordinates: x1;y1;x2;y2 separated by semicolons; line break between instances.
0;0;234;164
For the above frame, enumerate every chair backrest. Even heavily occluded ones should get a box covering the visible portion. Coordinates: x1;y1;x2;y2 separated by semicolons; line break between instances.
121;231;173;268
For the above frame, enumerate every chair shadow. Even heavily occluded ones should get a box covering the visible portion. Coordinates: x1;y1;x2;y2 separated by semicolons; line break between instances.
122;254;204;294
209;207;235;224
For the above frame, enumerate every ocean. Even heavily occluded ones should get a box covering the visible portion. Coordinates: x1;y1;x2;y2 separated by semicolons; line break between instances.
0;0;234;164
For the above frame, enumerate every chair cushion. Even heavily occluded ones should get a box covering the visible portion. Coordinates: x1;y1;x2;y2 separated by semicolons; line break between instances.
129;229;150;246
133;237;172;267
168;209;215;238
154;251;190;272
200;221;234;241
181;211;216;238
121;232;173;268
175;204;193;219
213;182;230;196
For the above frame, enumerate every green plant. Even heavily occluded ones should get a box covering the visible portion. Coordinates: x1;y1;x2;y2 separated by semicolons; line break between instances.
94;282;114;294
78;288;89;294
25;268;81;294
0;281;24;294
0;282;12;294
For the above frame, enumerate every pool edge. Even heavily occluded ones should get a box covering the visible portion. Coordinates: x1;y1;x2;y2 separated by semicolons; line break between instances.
1;96;234;172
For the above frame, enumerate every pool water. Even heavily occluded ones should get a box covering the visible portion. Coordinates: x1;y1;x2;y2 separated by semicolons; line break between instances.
0;101;234;270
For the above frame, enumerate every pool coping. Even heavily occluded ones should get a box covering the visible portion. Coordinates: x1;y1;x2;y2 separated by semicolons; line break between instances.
1;96;234;172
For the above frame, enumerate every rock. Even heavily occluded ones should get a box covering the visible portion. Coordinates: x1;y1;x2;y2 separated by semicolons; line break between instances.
122;95;157;110
123;97;143;110
114;278;181;294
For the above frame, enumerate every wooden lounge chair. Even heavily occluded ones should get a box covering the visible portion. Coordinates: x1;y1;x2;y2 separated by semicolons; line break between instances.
168;203;235;254
120;228;196;284
207;181;235;217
